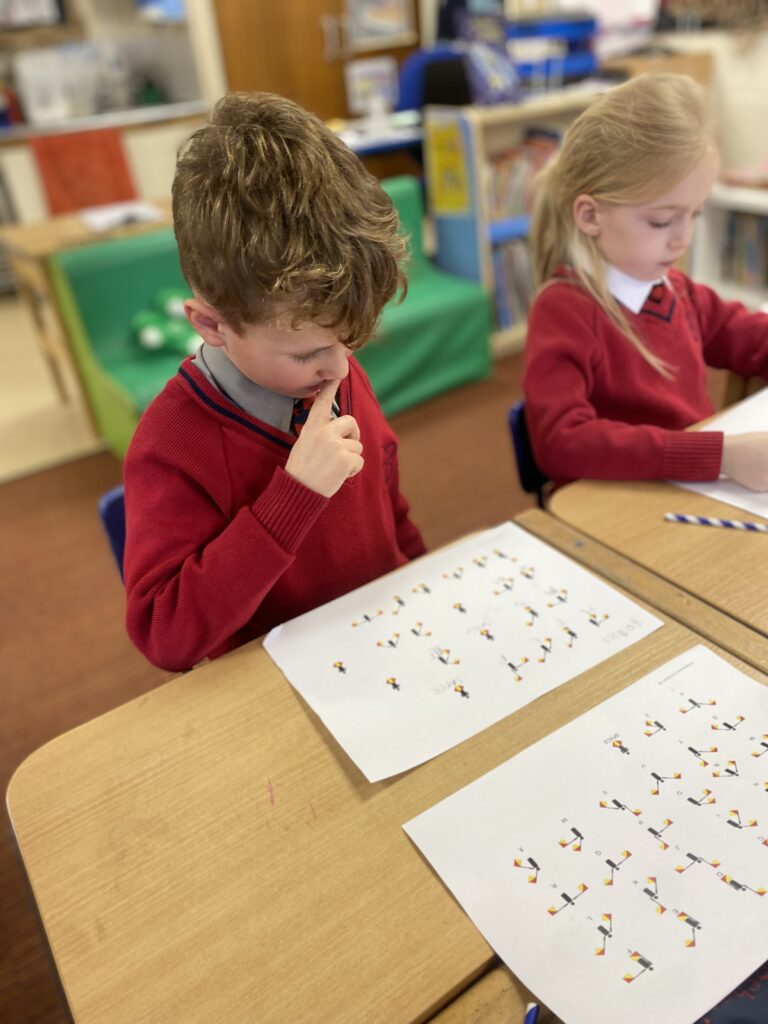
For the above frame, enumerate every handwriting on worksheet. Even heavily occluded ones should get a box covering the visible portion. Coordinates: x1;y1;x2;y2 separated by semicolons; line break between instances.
404;645;768;1024
265;523;662;781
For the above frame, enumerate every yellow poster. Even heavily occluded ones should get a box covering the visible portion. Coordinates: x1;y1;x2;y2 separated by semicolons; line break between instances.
427;120;470;215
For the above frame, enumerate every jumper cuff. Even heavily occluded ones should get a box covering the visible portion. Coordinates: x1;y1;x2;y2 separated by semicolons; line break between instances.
252;467;328;553
663;430;723;482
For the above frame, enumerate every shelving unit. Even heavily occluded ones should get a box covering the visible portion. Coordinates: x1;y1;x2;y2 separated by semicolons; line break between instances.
0;0;81;50
488;214;531;246
423;85;605;356
691;181;768;311
505;12;597;86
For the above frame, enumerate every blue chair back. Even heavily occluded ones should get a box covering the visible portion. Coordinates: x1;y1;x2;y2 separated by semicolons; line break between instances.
396;45;471;111
98;484;126;580
508;400;549;507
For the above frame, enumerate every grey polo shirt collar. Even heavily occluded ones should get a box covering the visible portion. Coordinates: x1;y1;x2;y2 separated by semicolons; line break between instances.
192;342;295;433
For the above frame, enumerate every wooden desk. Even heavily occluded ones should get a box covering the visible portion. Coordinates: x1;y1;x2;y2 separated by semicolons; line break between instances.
433;964;559;1023
7;524;768;1023
0;205;171;413
549;479;768;641
516;509;768;674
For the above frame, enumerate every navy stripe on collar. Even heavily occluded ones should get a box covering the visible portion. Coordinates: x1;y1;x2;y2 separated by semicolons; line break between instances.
179;366;293;450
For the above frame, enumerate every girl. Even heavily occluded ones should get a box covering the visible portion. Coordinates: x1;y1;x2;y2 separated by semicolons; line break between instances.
522;73;768;491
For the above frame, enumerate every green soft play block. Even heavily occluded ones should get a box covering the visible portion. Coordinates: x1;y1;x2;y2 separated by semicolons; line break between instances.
359;271;492;416
357;176;492;417
50;230;191;456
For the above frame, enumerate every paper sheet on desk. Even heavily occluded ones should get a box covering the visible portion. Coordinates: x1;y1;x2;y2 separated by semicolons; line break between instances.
673;388;768;519
264;522;662;782
79;200;164;232
334;109;421;151
404;645;768;1024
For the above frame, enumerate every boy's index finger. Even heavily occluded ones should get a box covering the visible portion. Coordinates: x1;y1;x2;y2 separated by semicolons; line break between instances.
305;379;339;425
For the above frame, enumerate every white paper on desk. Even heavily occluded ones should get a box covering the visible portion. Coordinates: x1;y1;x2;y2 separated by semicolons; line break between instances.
264;522;662;781
404;645;768;1024
336;123;422;150
78;200;164;232
673;388;768;520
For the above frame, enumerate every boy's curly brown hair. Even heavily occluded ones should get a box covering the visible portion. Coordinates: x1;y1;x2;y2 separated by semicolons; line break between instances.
172;91;407;347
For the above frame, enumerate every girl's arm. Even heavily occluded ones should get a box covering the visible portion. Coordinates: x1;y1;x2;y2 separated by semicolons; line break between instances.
721;434;768;491
682;275;768;379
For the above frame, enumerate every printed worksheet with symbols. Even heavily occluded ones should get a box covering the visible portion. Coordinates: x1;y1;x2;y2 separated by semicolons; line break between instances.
404;645;768;1024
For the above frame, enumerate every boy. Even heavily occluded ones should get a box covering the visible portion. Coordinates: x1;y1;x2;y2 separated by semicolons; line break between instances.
123;92;426;672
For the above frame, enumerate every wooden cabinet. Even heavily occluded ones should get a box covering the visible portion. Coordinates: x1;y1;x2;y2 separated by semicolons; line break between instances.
212;0;418;121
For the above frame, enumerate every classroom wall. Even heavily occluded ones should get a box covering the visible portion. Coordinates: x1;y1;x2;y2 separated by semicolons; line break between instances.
657;29;768;175
184;0;228;108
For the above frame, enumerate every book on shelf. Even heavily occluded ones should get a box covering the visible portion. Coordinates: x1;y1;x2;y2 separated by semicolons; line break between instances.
485;128;560;222
721;211;768;288
492;237;535;330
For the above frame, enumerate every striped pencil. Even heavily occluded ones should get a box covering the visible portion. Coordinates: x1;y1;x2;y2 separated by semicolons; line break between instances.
664;512;768;533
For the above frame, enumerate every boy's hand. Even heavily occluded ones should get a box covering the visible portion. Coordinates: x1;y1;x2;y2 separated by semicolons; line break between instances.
285;379;364;497
721;433;768;491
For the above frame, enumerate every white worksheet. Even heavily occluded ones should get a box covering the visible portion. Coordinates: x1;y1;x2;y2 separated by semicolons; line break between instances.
404;645;768;1024
264;522;662;781
674;388;768;520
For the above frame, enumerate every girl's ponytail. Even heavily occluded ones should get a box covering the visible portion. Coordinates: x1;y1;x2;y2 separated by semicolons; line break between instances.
530;160;567;287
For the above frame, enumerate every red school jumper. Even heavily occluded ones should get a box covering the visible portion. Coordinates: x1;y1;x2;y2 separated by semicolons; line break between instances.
124;357;425;672
523;269;768;487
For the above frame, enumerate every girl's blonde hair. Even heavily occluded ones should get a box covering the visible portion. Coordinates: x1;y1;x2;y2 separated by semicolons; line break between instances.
531;73;713;375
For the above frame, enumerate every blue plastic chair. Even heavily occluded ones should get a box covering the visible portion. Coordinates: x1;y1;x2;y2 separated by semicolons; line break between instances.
98;484;126;580
396;45;471;111
508;400;549;508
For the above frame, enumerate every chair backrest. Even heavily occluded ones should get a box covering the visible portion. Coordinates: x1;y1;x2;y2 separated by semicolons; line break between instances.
98;484;126;580
507;399;549;507
396;46;471;111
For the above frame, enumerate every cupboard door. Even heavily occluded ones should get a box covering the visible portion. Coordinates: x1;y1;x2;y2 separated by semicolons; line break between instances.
213;0;418;121
213;0;348;121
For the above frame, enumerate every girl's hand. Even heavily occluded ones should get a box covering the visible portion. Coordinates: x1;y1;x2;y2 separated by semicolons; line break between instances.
721;433;768;491
285;379;364;497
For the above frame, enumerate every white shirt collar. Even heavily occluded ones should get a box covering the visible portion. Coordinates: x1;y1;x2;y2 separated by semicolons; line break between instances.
605;264;665;314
